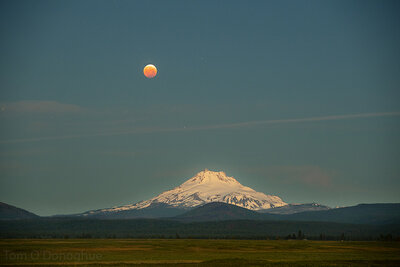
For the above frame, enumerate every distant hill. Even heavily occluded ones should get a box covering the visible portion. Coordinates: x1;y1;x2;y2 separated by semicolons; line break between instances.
0;202;39;220
284;203;400;225
174;202;400;225
175;202;264;222
261;203;331;215
77;203;187;219
1;202;399;240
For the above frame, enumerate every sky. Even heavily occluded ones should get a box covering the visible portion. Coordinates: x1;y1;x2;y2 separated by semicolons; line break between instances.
0;0;399;216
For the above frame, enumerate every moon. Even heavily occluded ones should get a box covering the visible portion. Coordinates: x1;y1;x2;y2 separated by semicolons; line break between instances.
143;64;157;78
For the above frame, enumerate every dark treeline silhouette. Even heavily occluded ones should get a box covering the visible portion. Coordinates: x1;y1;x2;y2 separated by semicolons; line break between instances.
1;218;399;241
3;233;399;241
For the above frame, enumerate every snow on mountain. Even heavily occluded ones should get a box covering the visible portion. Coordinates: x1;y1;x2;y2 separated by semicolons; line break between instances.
84;169;287;216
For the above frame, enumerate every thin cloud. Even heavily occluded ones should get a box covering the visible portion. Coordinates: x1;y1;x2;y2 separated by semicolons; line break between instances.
0;111;399;144
193;111;400;130
0;100;84;114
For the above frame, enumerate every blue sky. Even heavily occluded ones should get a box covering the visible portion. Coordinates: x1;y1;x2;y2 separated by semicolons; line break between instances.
0;0;399;215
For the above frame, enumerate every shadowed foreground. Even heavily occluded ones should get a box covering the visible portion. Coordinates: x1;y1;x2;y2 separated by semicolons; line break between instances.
1;239;399;266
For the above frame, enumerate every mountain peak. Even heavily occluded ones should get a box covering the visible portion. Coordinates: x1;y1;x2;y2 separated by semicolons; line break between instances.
186;169;239;185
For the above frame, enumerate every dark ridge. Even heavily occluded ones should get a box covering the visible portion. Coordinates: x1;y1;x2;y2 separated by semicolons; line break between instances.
0;202;39;220
174;202;264;222
284;203;400;225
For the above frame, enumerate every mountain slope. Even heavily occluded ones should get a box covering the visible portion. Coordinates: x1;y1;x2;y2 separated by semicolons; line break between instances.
285;203;400;225
80;203;187;219
261;203;331;215
82;169;287;217
0;202;39;220
175;202;264;222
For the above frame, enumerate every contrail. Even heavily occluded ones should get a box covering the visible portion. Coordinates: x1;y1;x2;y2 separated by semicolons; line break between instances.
1;111;399;144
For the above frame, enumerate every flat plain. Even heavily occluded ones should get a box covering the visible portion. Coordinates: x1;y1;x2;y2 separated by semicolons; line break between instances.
1;239;400;266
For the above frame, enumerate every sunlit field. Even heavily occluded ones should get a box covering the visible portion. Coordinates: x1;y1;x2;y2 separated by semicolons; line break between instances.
1;239;399;266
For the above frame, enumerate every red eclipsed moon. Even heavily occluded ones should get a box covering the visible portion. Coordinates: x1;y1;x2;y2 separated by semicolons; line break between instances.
143;64;157;78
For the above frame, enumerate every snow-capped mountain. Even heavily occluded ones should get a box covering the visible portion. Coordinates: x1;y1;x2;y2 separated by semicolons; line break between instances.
83;169;287;216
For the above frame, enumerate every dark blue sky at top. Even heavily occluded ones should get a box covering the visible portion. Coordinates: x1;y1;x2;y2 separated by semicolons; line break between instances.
0;0;399;215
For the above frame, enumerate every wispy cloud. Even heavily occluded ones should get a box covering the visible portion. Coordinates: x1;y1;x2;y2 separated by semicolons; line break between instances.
0;111;399;144
195;111;400;130
0;100;84;114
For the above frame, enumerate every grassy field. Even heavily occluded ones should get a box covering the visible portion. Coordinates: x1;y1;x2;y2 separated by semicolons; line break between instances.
1;239;399;266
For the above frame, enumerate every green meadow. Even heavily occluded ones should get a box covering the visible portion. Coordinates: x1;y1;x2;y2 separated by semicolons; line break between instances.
1;239;399;266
